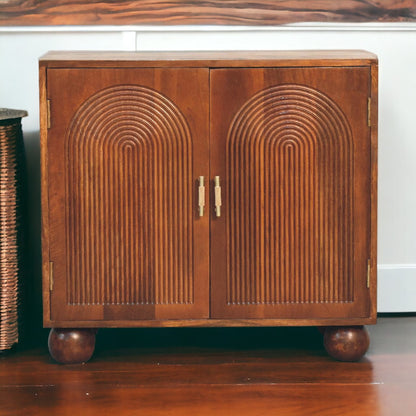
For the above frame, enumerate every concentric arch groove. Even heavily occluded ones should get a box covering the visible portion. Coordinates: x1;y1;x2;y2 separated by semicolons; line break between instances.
65;85;193;306
226;84;354;306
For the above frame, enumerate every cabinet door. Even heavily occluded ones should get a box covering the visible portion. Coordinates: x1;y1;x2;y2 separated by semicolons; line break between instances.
210;67;372;319
46;68;209;322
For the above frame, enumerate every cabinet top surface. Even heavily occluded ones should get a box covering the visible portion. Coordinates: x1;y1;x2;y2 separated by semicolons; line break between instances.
39;50;377;68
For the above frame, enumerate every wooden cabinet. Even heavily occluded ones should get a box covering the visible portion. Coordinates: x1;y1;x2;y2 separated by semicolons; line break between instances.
40;51;378;363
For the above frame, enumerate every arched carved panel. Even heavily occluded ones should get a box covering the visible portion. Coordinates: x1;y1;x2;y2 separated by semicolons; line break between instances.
65;85;193;306
226;84;353;305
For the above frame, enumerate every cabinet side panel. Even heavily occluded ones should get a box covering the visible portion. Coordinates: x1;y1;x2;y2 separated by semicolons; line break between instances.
369;62;378;320
40;64;51;323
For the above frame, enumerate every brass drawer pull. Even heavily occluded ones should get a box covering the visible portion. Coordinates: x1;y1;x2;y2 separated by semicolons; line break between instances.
198;176;205;217
214;176;222;217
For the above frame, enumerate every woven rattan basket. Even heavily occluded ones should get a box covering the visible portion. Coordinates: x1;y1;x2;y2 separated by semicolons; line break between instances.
0;108;27;351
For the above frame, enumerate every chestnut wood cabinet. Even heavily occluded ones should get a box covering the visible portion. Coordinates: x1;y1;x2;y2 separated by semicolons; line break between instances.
40;51;378;363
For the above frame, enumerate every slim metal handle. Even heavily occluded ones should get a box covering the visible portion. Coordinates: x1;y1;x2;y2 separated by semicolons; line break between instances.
214;176;222;217
198;176;205;217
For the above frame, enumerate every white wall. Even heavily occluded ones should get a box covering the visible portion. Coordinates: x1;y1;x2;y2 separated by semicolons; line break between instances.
1;23;415;312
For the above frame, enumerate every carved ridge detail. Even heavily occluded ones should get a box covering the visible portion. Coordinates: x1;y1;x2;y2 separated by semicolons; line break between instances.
65;85;193;306
226;84;354;305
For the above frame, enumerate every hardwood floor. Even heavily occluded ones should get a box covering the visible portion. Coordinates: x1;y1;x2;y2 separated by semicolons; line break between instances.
1;316;415;415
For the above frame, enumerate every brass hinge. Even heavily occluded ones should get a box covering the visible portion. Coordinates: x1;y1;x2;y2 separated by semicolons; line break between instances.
49;261;54;291
367;97;371;127
367;259;371;289
47;99;51;129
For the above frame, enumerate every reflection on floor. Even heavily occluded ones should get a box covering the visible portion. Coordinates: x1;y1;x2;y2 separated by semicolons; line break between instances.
0;315;415;416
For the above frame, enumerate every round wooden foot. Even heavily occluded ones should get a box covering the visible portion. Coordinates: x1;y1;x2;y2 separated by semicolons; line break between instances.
323;326;370;362
48;328;96;364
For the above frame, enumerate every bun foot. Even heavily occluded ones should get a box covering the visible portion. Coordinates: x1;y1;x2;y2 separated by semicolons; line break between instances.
48;328;96;364
323;326;370;362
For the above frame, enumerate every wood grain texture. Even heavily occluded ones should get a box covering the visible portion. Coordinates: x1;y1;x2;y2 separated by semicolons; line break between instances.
2;384;414;416
42;317;377;328
44;67;210;322
225;84;353;306
1;0;416;26
39;65;51;324
48;328;96;364
210;66;373;319
323;326;370;361
0;317;415;415
369;62;378;321
65;85;193;307
40;52;377;330
39;50;378;68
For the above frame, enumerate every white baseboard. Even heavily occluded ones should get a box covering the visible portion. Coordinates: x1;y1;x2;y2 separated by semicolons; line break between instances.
378;265;416;313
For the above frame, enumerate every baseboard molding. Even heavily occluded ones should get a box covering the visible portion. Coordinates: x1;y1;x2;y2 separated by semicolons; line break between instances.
378;265;416;312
